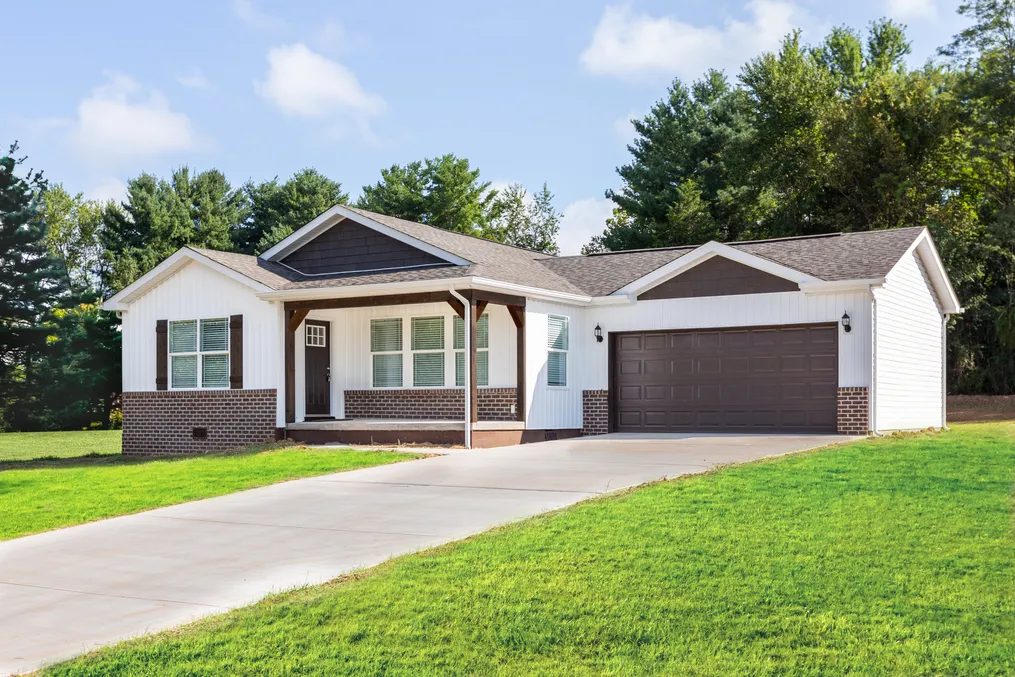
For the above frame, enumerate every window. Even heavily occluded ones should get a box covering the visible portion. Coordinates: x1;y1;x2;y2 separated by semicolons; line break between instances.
169;318;229;389
412;316;445;387
547;314;568;387
306;324;326;347
453;313;489;387
371;318;403;387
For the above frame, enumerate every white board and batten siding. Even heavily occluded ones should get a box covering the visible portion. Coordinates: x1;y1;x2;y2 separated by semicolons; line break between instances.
874;250;945;430
299;303;518;421
120;261;284;418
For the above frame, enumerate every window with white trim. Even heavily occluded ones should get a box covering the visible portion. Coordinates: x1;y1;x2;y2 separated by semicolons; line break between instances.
169;318;229;389
547;314;568;387
411;316;445;387
371;318;402;388
306;324;326;347
453;313;489;386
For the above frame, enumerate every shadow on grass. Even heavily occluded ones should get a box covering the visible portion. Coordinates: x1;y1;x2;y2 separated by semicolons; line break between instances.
0;441;302;472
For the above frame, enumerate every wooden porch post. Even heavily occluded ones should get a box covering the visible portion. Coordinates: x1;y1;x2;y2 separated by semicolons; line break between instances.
284;308;309;424
507;305;525;422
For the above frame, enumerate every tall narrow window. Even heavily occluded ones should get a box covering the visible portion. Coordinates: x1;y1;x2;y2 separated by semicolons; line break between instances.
547;314;568;387
169;318;229;389
371;318;402;388
412;316;445;387
454;313;488;387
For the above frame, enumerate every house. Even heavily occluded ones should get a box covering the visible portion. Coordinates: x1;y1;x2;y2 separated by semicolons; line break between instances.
102;205;962;455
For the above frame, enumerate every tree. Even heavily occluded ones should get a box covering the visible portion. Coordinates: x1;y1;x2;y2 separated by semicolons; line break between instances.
487;183;561;254
358;154;496;236
243;168;348;254
0;143;60;429
40;184;105;294
100;167;245;292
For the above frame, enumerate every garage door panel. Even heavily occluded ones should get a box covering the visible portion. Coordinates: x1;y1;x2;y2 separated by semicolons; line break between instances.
613;323;838;433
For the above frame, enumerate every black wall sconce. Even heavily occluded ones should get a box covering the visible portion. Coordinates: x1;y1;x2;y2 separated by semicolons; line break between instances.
594;323;604;343
841;312;851;333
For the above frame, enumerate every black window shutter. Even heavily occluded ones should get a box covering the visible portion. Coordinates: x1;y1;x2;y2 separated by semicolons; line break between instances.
156;320;168;390
230;314;243;389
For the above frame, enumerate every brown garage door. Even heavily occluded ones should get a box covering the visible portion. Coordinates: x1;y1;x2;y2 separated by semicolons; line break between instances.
612;324;838;433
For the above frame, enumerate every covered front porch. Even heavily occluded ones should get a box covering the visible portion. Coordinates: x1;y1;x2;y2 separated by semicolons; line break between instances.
282;289;532;448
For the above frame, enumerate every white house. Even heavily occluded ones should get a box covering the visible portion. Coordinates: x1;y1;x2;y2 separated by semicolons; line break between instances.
102;205;962;454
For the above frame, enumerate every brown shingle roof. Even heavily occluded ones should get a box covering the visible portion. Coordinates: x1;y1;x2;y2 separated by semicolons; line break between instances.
193;209;926;298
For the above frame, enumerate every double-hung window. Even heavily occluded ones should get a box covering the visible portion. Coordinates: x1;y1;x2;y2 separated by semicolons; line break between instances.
371;318;403;387
454;313;489;387
547;314;568;387
411;316;445;387
169;318;229;389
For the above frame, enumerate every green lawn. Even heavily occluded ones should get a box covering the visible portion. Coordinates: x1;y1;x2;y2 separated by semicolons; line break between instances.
0;429;122;462
0;444;419;541
46;423;1015;676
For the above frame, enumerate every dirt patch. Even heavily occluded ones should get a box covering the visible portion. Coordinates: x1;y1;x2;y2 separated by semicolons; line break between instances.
947;395;1015;422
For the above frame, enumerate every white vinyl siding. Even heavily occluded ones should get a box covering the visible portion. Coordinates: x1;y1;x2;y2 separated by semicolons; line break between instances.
412;316;445;387
168;318;229;389
547;315;568;387
371;318;403;388
874;250;945;430
454;313;489;386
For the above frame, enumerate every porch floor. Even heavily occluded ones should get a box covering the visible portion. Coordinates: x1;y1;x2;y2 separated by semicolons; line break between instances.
288;419;525;432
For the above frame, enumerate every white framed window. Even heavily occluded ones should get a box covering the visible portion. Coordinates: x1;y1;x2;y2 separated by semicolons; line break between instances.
453;313;489;387
547;314;568;387
306;324;326;347
371;318;403;388
412;316;445;387
169;318;229;389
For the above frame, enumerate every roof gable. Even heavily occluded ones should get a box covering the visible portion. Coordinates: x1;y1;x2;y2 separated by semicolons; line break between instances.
279;219;450;276
639;255;800;301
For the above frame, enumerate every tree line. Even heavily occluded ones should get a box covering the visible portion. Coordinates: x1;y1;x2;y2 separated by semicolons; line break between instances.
0;152;562;431
2;0;1014;432
587;2;1015;395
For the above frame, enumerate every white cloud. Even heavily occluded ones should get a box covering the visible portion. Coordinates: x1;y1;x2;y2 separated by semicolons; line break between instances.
613;111;639;145
558;197;615;255
580;1;811;81
232;0;284;30
255;43;385;136
86;177;128;204
176;68;212;90
69;72;202;167
887;0;937;21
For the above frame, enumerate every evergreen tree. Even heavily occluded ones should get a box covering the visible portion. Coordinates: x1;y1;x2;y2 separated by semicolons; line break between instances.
243;168;348;254
487;183;561;254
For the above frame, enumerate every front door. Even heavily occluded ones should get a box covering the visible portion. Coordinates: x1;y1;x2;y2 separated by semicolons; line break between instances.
304;320;331;417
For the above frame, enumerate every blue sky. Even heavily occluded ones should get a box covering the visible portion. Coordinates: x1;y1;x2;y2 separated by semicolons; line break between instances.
3;0;968;253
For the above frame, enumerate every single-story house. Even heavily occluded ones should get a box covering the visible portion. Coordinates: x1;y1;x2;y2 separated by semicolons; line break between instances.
102;205;962;454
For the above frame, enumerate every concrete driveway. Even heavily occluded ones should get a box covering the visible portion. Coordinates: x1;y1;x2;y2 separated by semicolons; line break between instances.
0;433;850;674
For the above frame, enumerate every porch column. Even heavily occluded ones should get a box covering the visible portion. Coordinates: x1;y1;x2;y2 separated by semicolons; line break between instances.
284;308;308;424
507;305;525;422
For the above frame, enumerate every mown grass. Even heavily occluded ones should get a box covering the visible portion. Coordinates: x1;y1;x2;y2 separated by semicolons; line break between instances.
0;429;122;462
0;444;420;541
46;423;1015;676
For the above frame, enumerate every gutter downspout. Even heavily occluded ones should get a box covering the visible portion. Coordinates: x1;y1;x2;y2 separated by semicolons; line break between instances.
868;285;881;436
450;288;471;449
942;313;950;431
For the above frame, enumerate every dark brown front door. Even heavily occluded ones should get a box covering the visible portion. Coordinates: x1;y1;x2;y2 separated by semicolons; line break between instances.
612;323;838;433
304;320;331;417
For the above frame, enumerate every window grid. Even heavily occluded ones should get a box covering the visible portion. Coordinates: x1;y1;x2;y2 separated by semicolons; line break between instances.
169;318;230;389
306;324;326;347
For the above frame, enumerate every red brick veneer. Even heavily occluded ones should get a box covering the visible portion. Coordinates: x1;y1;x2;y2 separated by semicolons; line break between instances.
343;388;517;421
837;387;869;435
122;389;277;455
582;389;610;436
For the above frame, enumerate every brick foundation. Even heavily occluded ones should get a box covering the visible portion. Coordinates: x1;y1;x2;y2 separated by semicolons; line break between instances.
582;389;609;436
837;387;869;435
343;388;517;421
122;389;277;455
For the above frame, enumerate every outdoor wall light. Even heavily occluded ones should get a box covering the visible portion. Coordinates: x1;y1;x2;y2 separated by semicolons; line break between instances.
594;323;604;343
841;312;852;333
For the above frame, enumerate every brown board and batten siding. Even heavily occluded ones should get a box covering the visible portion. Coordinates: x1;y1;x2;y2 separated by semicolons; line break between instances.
638;256;799;300
612;324;838;434
280;219;448;275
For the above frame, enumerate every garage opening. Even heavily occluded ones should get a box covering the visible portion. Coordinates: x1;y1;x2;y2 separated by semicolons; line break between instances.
611;324;838;433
